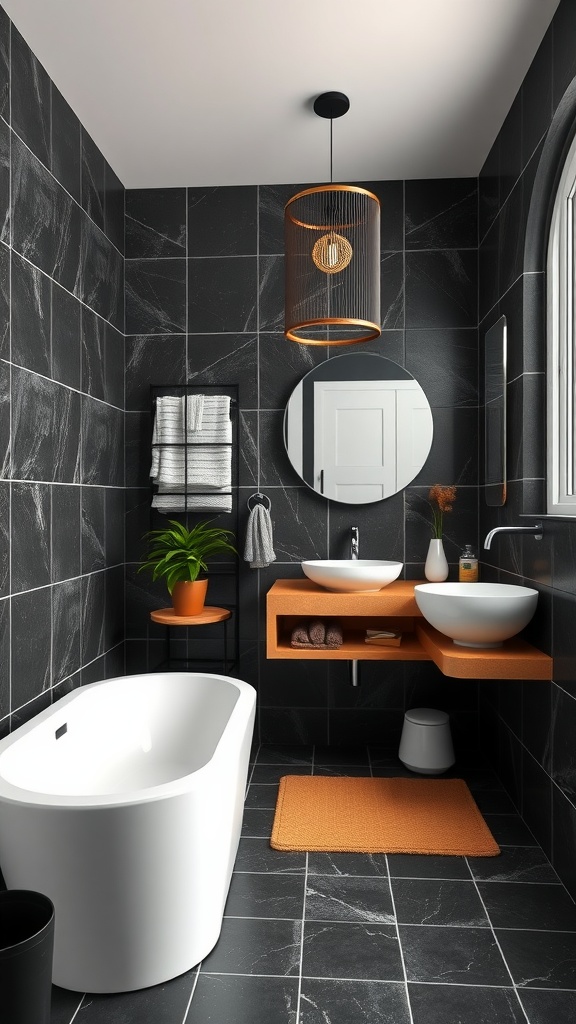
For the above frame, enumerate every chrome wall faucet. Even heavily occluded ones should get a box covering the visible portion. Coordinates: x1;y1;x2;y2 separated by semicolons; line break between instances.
483;523;543;550
350;526;359;560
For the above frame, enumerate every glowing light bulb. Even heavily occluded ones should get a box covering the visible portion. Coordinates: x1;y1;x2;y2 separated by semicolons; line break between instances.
311;232;353;274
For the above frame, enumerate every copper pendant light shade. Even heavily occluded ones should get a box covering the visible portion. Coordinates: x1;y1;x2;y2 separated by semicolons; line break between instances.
284;93;381;346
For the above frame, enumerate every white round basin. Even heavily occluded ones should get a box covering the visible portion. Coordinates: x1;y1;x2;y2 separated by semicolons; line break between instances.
302;559;403;592
414;582;539;648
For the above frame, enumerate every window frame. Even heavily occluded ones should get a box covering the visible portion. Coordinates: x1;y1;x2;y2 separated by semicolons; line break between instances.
547;128;576;514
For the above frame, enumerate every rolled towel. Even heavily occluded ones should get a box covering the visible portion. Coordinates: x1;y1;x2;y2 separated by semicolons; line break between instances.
291;623;310;645
325;622;343;648
308;619;326;646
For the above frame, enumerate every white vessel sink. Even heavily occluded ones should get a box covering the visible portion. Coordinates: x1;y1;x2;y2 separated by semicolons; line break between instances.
414;582;539;648
302;559;403;592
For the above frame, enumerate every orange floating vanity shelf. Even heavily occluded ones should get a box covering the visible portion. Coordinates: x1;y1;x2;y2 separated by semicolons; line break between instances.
266;579;552;680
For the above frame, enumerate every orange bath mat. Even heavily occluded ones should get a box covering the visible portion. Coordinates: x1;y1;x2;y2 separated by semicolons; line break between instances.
270;775;500;857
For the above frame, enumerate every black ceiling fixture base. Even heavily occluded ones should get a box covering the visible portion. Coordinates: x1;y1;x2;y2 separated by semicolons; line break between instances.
313;92;350;120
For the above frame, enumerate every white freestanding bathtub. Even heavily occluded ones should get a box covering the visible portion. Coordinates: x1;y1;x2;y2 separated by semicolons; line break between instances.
0;672;256;993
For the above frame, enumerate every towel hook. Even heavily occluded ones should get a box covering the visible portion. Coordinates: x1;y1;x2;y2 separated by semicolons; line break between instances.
247;491;271;511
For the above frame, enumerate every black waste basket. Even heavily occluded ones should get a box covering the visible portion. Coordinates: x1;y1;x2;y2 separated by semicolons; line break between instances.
0;889;55;1024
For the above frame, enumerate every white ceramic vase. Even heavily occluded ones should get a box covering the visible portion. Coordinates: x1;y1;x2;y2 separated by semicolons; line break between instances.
424;538;449;582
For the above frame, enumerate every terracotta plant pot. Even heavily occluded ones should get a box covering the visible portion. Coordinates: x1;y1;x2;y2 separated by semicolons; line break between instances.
171;578;208;616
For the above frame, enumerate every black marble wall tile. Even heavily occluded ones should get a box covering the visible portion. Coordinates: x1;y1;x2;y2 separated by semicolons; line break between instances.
260;707;328;746
499;92;523;207
81;571;106;665
10;481;51;592
522;25;553;167
0;243;9;361
126;188;185;258
52;578;81;684
0;358;9;477
126;334;186;410
11;587;51;705
11;24;50;168
81;128;105;231
189;256;257;333
411;407;478;487
552;0;576;109
11;251;51;375
0;117;9;246
81;397;123;486
258;410;302;488
258;255;284;332
51;484;81;583
380;252;404;328
479;134;500;244
50;85;81;204
78;216;124;330
126;258;186;334
187;333;257;409
328;491;404;563
105;323;124;408
81;485;105;573
104;161;125;255
498;182;524;297
551;687;576;804
188;186;257;256
363;180;404;251
105;565;125;652
406;329;478;408
81;306;106;400
125;411;151;488
405;179;477;250
0;480;8;597
105;488;125;567
552;785;576;901
405;250;477;329
51;281;81;390
258;333;324;410
12;135;82;290
259;658;329;709
259;183;307;255
521;748;552;858
12;368;81;482
0;597;8;720
0;6;8;123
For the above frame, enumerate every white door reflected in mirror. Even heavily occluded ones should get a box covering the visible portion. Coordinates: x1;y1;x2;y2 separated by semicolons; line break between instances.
284;353;433;505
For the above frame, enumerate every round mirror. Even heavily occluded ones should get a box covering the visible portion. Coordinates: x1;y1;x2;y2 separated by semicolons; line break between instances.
283;352;433;504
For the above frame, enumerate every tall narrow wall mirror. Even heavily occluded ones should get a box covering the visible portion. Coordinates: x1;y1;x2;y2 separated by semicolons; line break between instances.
485;315;507;506
283;352;433;504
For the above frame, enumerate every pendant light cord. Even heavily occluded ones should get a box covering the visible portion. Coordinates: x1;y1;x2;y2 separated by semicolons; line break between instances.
330;117;333;183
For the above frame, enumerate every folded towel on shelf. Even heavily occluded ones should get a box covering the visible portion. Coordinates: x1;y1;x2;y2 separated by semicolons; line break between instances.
290;620;343;650
244;502;276;569
151;395;232;477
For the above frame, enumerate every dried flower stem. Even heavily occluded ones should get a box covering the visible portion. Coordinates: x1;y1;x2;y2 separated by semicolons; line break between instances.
428;484;457;539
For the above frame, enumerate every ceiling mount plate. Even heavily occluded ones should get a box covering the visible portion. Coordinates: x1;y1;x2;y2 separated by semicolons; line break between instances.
313;92;350;119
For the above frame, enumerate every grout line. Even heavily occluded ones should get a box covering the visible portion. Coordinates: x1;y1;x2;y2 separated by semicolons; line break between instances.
295;744;314;1023
465;858;531;1022
181;965;201;1024
5;358;125;412
386;851;415;1024
67;993;86;1023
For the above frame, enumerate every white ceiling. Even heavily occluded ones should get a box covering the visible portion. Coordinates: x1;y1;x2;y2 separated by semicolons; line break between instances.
3;0;560;189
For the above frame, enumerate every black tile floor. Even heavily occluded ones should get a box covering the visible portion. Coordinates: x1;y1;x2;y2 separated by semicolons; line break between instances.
50;745;576;1024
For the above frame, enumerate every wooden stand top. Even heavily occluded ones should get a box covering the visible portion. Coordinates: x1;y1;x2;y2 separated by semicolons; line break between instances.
266;578;421;616
150;606;232;626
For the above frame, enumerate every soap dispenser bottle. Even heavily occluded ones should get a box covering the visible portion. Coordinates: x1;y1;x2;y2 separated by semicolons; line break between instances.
459;544;479;582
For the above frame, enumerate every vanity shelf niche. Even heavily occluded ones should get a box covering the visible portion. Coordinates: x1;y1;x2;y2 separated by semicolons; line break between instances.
266;580;552;680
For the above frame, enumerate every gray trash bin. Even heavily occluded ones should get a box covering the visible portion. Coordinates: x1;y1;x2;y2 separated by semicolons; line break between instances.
399;707;455;774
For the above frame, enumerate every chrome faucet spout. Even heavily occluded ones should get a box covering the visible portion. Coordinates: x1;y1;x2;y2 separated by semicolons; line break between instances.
350;526;359;560
483;523;543;550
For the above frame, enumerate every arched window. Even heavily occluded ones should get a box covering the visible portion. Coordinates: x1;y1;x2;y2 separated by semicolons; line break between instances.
547;129;576;514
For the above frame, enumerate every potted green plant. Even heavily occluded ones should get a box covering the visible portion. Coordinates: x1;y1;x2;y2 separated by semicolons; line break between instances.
138;519;236;616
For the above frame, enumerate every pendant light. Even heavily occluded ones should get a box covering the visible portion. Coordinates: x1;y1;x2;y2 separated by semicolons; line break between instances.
284;92;381;346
